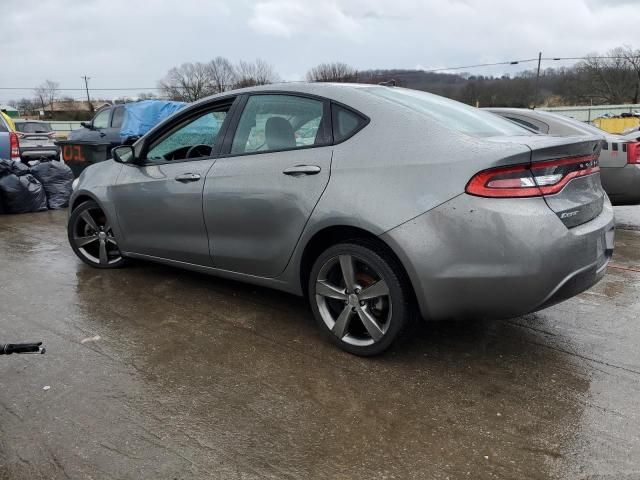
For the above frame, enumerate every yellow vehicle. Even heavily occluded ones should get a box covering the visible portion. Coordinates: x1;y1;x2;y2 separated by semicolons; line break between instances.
0;110;16;132
593;116;640;134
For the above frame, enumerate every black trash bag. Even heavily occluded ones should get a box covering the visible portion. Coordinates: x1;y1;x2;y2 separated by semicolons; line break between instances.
0;159;14;178
10;161;30;177
0;174;48;214
30;160;74;209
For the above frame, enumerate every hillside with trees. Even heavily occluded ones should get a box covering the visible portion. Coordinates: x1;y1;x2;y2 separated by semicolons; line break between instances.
7;46;640;120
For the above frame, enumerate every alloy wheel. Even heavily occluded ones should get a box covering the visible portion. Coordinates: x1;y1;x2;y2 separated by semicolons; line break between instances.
71;206;122;266
315;254;392;347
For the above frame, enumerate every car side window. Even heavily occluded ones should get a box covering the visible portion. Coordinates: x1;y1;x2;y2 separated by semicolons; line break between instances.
332;104;367;143
506;116;541;132
93;109;110;129
231;95;326;154
111;106;125;129
146;108;228;163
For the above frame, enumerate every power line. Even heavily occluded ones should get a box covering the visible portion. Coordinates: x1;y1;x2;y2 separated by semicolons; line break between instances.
0;55;634;93
417;55;631;73
0;86;165;91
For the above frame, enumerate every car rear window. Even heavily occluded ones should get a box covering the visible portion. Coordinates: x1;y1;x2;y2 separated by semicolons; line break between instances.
16;122;52;133
361;87;530;138
543;112;609;136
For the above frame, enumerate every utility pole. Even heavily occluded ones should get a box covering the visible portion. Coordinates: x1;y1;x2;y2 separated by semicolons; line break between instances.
532;51;542;110
82;75;94;113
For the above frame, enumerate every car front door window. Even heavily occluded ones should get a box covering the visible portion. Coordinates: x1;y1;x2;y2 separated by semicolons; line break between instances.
92;109;110;129
146;110;228;163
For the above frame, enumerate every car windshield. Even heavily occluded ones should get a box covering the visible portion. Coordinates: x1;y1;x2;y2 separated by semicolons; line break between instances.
16;122;52;133
361;86;531;137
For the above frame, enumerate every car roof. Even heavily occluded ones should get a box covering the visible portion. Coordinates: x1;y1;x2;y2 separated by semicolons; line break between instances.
191;82;389;108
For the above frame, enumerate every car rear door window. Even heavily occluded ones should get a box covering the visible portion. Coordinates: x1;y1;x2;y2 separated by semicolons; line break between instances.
230;95;327;154
111;106;125;129
332;104;367;143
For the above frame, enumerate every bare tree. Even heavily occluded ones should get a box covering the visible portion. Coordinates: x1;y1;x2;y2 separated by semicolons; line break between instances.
306;62;358;82
34;79;59;117
234;59;279;88
15;98;37;115
577;50;636;104
620;45;640;104
207;56;236;93
159;62;215;102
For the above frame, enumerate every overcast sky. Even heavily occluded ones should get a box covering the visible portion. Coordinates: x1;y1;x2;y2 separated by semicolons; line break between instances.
1;0;639;103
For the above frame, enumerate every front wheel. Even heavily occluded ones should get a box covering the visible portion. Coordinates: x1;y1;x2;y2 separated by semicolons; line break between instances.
308;241;412;356
68;200;126;268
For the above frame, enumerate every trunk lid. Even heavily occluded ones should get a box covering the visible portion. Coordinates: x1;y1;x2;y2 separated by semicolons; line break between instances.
488;134;604;228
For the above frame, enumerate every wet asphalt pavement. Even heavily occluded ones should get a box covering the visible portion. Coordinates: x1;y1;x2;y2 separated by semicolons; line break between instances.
1;210;639;479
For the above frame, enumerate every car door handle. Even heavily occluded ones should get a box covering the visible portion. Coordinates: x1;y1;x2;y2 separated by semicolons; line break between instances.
282;165;321;176
174;173;201;182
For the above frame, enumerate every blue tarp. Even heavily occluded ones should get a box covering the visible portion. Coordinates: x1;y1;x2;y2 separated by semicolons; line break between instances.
120;100;187;140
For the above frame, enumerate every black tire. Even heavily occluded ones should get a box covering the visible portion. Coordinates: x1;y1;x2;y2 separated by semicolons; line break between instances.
68;200;127;269
308;240;412;356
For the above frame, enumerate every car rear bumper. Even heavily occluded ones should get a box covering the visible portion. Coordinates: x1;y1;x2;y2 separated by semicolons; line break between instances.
381;193;614;321
601;164;640;205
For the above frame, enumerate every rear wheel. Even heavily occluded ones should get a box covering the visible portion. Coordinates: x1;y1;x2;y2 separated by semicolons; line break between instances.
308;241;411;356
68;200;126;268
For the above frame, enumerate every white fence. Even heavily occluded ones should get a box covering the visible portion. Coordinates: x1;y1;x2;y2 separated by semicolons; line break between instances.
539;104;640;122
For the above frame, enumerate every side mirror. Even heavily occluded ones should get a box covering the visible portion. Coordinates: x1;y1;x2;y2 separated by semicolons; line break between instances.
80;121;93;129
112;145;135;164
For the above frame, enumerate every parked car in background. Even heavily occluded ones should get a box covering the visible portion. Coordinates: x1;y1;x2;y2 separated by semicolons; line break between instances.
13;120;59;161
486;108;640;205
60;101;186;177
0;112;20;161
67;104;125;151
68;84;614;356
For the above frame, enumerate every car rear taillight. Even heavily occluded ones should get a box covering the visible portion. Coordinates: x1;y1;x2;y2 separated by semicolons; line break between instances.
48;131;57;139
466;155;600;198
9;132;20;160
627;142;640;164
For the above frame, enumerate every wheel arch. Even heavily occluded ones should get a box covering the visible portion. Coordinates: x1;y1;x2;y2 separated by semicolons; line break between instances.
70;191;101;212
298;225;418;308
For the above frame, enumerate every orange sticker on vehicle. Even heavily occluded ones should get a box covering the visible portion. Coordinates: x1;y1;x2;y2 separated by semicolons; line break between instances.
63;145;86;162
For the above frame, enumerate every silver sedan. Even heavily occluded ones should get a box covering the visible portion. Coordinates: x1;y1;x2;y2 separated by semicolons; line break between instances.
68;84;614;356
486;108;640;205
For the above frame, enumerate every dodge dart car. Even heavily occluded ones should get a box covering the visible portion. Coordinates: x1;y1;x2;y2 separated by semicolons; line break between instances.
68;83;615;356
